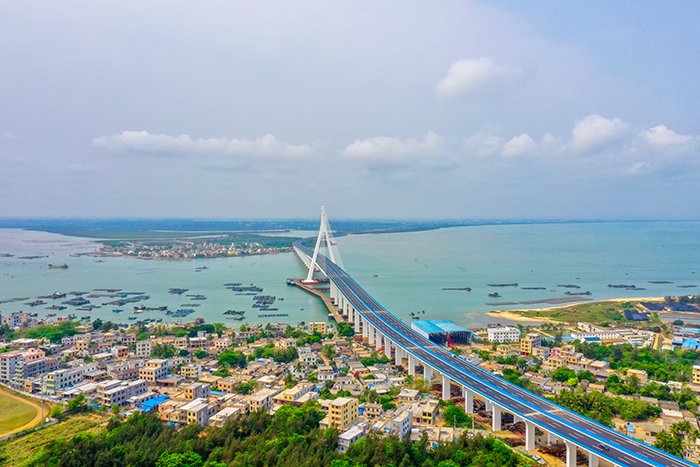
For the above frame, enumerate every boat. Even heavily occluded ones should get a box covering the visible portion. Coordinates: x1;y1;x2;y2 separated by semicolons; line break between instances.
48;264;69;269
487;283;517;287
488;292;501;298
112;309;124;313
46;313;56;317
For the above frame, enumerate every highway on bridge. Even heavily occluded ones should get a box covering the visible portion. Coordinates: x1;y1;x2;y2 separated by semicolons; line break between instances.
295;238;691;467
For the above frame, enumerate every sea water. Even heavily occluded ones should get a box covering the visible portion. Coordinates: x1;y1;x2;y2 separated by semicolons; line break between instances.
0;221;698;329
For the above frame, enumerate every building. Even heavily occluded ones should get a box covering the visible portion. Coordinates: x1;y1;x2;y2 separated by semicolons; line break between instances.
139;359;168;383
180;398;218;427
338;422;369;452
411;320;471;345
396;388;419;404
487;326;521;343
274;382;314;405
308;322;328;335
246;387;281;412
0;351;25;383
135;340;152;358
15;358;47;382
180;363;201;379
693;365;700;385
325;397;359;430
627;369;648;384
43;368;84;394
209;407;242;427
520;333;542;356
185;382;211;401
97;379;148;407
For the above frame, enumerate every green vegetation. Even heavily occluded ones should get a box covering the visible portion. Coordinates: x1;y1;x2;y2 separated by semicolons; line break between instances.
654;420;700;457
101;232;300;251
575;341;698;383
508;300;658;324
0;394;38;435
442;401;472;428
0;413;107;466
22;405;530;467
549;390;662;427
0;321;81;343
252;343;298;363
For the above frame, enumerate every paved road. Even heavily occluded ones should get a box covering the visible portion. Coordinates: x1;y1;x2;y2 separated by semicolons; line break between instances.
295;240;692;467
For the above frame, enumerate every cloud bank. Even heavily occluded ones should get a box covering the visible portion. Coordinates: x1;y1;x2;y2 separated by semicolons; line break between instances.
92;131;314;160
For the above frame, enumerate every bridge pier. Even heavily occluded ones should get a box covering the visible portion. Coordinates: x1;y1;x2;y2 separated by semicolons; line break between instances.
395;347;403;366
588;452;598;467
491;404;501;432
408;354;417;376
463;387;473;413
485;399;492;412
565;441;576;467
354;311;360;333
362;317;369;339
423;363;433;383
524;421;535;451
384;339;392;358
442;375;451;400
547;431;557;445
368;325;375;345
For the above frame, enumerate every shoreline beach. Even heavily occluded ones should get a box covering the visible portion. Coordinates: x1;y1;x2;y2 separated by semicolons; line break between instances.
486;297;666;323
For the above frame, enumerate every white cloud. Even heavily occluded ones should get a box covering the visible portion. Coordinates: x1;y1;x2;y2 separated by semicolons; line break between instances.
639;125;693;149
464;129;504;158
501;133;537;158
92;131;314;160
342;131;448;169
1;131;13;139
435;57;521;99
570;114;630;152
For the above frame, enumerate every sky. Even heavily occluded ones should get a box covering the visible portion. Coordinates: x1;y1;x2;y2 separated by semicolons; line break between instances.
1;1;699;220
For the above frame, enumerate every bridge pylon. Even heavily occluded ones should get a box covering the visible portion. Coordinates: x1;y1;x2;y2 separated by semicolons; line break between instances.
303;205;343;283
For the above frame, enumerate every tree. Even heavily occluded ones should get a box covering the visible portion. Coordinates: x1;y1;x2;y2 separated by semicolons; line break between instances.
212;322;227;337
550;366;576;382
156;451;204;467
443;402;471;427
321;344;336;359
655;429;683;456
92;318;104;330
112;404;120;415
67;393;87;413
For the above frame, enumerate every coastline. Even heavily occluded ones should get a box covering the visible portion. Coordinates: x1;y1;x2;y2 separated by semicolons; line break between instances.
486;296;666;323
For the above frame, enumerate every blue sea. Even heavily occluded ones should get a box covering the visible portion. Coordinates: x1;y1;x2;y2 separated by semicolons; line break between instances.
0;221;698;329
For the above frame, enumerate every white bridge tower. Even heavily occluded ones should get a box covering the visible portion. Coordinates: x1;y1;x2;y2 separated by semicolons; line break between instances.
304;205;343;282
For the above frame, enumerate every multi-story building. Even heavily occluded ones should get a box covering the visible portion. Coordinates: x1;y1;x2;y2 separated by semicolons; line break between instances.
180;363;201;379
308;322;327;335
531;346;551;360
97;379;148;407
15;357;47;382
184;382;211;401
139;359;168;383
180;398;218;427
43;368;84;394
693;365;700;385
0;351;25;383
246;388;281;412
326;397;359;430
135;340;152;358
487;326;521;343
520;333;542;356
274;382;314;405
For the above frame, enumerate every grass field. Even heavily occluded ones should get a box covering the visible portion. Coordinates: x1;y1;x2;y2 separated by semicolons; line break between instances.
507;299;659;324
0;394;38;437
0;413;108;466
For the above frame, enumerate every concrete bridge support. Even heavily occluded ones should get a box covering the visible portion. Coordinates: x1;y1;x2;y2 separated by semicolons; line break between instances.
524;421;535;451
491;404;501;432
588;452;599;467
463;387;473;414
384;339;392;358
565;441;576;467
408;354;417;376
423;363;433;383
547;431;557;445
395;347;403;366
368;325;375;345
442;375;451;400
362;317;369;339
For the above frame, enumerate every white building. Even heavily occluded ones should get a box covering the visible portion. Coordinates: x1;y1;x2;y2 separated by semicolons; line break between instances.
97;379;149;407
135;340;152;358
487;326;521;343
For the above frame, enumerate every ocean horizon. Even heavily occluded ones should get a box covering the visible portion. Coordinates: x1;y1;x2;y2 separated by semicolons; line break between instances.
1;220;699;329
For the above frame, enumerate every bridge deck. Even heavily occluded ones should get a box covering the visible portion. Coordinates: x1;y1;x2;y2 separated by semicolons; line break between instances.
294;238;692;467
289;279;346;323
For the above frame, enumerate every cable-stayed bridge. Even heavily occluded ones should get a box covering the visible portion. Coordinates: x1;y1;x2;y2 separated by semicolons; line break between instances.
293;206;693;467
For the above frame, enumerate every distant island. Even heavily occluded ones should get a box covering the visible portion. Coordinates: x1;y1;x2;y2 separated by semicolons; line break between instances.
77;233;300;260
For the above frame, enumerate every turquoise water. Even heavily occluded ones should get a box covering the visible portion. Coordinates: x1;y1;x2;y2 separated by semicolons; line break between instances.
0;221;699;329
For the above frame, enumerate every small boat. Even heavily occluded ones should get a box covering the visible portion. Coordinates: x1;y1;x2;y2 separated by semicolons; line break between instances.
488;292;501;298
48;264;68;269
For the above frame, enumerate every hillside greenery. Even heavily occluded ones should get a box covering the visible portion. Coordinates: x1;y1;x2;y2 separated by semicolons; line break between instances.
25;404;530;467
